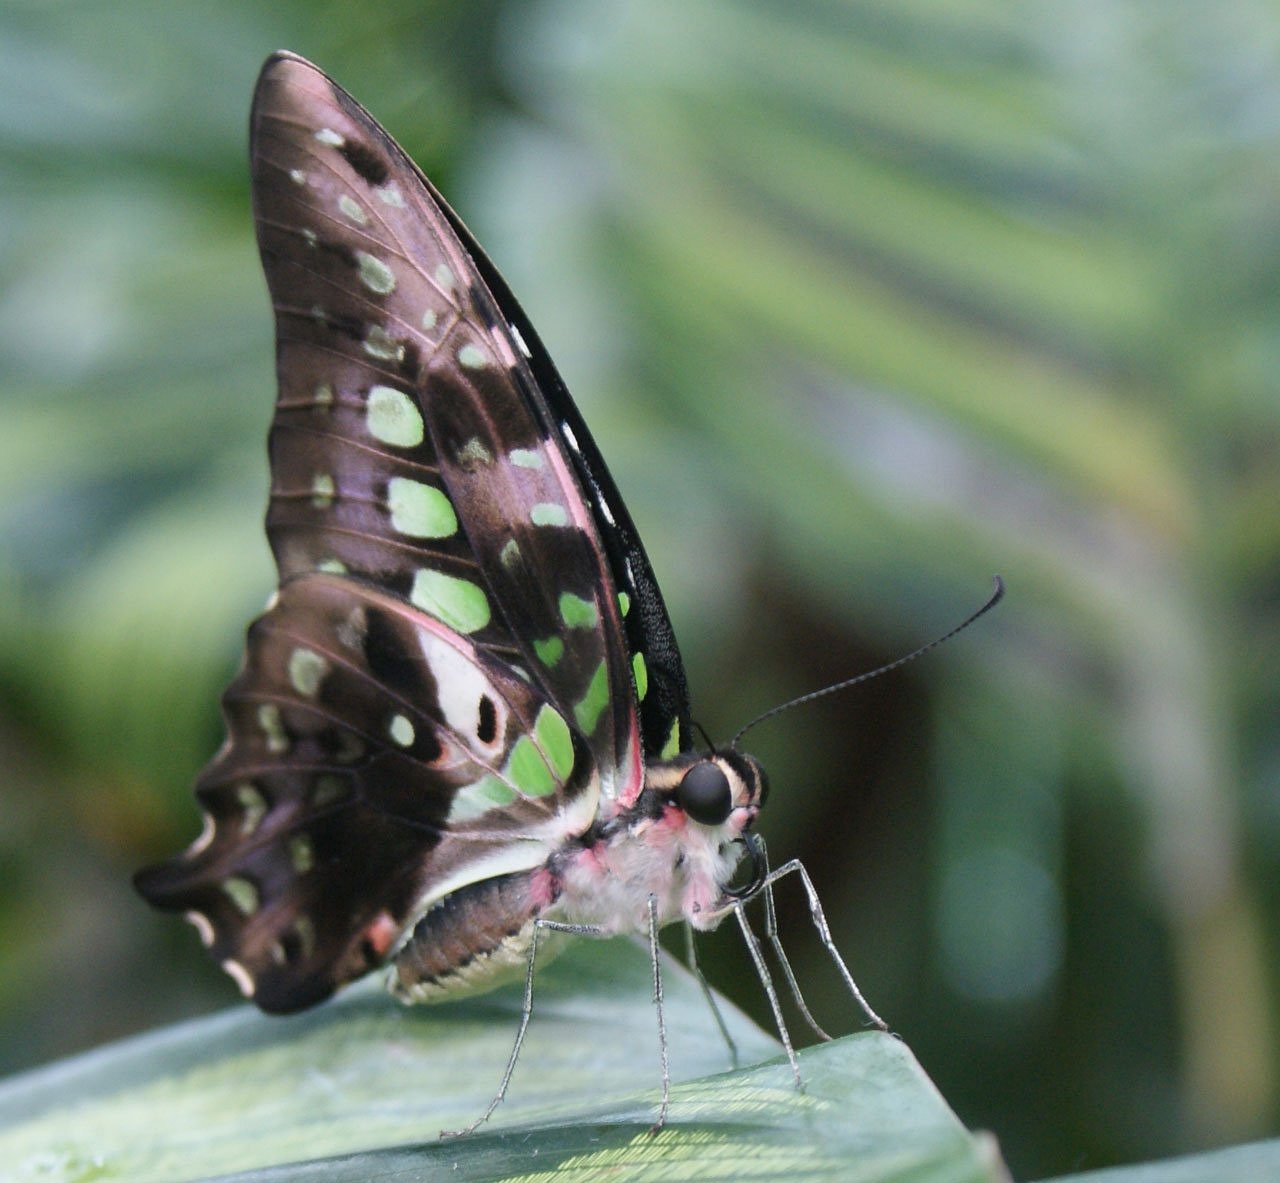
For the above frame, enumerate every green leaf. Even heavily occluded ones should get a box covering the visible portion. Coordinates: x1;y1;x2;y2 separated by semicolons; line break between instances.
0;940;1001;1182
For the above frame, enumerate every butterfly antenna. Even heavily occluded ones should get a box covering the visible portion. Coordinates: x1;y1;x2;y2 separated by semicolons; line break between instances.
730;575;1005;749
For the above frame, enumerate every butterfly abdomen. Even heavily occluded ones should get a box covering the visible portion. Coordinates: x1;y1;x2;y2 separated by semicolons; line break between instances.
391;869;561;1003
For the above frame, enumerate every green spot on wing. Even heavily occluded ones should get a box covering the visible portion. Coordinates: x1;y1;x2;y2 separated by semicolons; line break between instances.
536;706;574;780
366;386;423;446
363;326;403;362
449;774;517;822
534;636;564;668
660;717;681;759
559;592;599;630
288;835;315;874
310;473;335;508
506;735;555;797
258;703;287;753
510;448;543;468
531;502;569;527
338;194;368;224
376;182;405;207
288;647;328;698
411;570;491;634
234;782;266;834
632;652;648;702
456;437;493;467
223;877;259;916
574;661;610;736
356;251;396;295
618;591;631;617
387;477;457;538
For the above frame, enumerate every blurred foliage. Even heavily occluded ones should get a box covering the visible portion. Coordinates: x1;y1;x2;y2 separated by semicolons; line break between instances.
0;1;1277;1180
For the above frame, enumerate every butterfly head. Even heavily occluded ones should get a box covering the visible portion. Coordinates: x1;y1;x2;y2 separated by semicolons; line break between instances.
646;748;768;838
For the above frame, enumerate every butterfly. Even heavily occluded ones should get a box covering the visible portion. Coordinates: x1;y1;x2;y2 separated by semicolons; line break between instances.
135;50;889;1135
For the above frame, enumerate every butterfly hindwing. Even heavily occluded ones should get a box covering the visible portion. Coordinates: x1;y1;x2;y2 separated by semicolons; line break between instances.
135;574;589;1011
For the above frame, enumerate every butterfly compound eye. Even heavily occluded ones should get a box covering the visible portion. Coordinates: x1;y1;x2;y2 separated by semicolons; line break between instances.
677;761;734;826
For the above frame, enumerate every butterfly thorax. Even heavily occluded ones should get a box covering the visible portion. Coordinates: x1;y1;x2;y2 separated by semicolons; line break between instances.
550;750;767;935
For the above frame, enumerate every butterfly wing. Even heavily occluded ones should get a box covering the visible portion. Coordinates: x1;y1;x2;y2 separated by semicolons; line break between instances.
136;52;691;1009
252;53;638;790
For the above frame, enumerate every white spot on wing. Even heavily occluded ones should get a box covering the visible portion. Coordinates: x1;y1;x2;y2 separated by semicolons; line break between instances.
185;813;216;857
258;703;288;754
389;714;415;747
363;327;405;364
376;182;405;207
455;437;493;467
356;251;396;295
185;911;215;947
311;473;335;509
315;128;344;147
413;628;504;747
509;322;532;358
222;959;256;997
531;502;569;528
338;194;369;225
561;422;581;454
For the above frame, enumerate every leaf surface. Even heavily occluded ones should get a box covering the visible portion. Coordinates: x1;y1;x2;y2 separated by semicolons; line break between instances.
0;940;1001;1183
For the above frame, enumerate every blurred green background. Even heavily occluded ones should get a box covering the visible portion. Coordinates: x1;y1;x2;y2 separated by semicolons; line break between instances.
1;1;1277;1178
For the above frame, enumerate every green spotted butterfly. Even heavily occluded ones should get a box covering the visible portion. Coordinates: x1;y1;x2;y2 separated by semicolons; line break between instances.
136;50;892;1134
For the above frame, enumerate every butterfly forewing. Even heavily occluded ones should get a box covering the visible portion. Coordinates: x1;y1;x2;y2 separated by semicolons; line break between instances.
252;55;639;789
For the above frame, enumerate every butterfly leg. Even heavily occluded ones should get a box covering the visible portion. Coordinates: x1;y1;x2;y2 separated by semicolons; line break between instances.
753;836;832;1043
439;915;608;1139
683;921;740;1068
753;858;889;1033
732;901;802;1087
646;894;672;1132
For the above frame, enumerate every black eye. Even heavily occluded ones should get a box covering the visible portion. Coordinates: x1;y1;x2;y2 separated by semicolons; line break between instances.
677;761;733;826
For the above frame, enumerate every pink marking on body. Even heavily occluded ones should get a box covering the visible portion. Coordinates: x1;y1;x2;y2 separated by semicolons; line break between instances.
362;910;399;959
683;880;720;929
573;842;607;875
528;865;559;909
660;803;687;831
